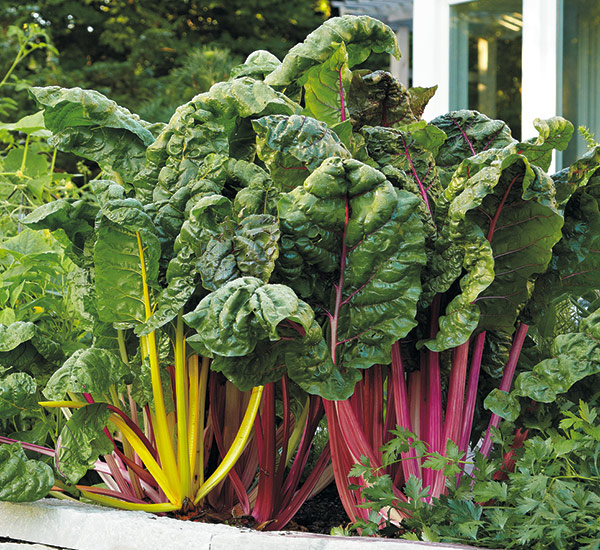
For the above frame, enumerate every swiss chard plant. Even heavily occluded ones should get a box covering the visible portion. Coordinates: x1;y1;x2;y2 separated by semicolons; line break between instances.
2;13;600;532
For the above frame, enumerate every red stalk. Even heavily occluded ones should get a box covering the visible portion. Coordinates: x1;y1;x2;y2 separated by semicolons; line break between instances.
390;342;420;482
252;383;276;522
480;322;529;457
266;442;331;531
459;331;487;455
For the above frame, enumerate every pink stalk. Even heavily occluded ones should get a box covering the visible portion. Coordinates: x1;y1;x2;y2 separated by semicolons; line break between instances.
423;296;442;493
323;399;368;523
266;442;332;531
75;485;147;504
459;332;487;456
274;377;292;490
390;341;420;482
253;383;276;522
279;397;323;505
430;340;470;498
480;323;529;457
0;436;55;457
104;453;135;498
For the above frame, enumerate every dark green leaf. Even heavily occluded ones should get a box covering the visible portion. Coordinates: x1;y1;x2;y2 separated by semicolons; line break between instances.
0;373;38;420
43;348;130;401
265;15;400;87
253;114;351;191
0;443;53;502
57;403;112;483
484;389;520;422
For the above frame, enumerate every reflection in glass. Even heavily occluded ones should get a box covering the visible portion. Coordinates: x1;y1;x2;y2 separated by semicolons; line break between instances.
561;0;600;166
450;0;522;139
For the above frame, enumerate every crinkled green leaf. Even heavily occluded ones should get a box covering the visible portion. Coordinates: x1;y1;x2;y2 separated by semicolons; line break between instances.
0;443;53;502
278;157;426;371
514;309;600;403
431;110;515;186
0;321;36;352
184;277;352;398
29;86;162;184
92;181;160;327
426;147;564;349
517;117;573;172
43;348;130;401
23;199;98;265
348;70;436;129
0;373;38;420
57;403;112;483
134;77;299;235
0;110;50;137
265;15;400;87
176;194;280;292
552;144;600;204
137;247;198;336
253;114;351;191
362;123;445;237
302;42;352;127
230;50;281;80
484;388;520;422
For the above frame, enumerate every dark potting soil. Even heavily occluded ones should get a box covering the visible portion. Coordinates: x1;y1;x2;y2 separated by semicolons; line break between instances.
172;482;350;535
285;482;350;534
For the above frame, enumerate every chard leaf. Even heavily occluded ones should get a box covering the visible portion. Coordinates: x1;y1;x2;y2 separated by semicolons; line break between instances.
484;388;520;422
552;144;600;204
134;77;299;232
23;199;97;265
0;443;53;502
514;309;600;403
278;157;426;372
302;42;352;127
362;123;446;232
0;373;38;420
0;322;36;352
43;348;129;401
176;194;280;291
230;50;281;80
425;148;564;349
184;277;352;398
265;15;400;87
517;117;573;172
431;110;515;186
348;70;436;129
57;403;112;483
92;181;160;327
253;114;351;191
29;86;162;184
137;246;197;335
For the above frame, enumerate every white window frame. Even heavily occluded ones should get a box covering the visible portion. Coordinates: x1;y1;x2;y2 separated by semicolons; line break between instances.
413;0;559;143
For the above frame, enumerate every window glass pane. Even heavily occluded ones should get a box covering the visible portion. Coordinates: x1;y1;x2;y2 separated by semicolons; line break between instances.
450;0;522;139
562;0;600;165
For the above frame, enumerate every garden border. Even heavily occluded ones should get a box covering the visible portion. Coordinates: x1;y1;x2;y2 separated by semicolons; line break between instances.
0;499;486;550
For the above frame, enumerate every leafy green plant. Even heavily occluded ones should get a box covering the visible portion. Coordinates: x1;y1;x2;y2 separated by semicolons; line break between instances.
350;398;600;550
2;13;600;536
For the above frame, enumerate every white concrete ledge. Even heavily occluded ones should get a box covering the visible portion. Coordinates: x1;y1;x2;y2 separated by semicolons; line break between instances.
0;499;488;550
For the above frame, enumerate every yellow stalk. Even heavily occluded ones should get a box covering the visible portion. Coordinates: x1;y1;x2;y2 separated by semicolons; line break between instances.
39;400;85;409
285;395;311;466
193;385;263;505
109;414;181;506
135;231;179;493
78;490;180;513
175;311;190;497
188;355;209;491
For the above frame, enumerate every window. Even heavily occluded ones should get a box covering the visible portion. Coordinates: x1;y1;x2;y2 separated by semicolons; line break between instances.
450;0;523;138
560;0;600;165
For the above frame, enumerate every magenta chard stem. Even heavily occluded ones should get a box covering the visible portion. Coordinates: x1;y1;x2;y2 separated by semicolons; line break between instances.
480;323;529;457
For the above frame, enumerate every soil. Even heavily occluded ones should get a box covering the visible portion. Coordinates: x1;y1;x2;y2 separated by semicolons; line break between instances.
286;483;349;534
171;482;350;535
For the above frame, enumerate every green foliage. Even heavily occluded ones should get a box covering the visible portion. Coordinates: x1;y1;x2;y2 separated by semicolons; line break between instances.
0;442;54;502
352;404;600;549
